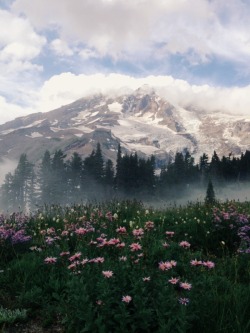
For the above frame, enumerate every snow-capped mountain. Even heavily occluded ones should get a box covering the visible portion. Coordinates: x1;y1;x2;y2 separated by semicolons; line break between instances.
0;87;250;164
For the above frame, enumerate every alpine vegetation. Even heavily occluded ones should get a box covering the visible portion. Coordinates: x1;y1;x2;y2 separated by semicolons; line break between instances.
0;200;249;332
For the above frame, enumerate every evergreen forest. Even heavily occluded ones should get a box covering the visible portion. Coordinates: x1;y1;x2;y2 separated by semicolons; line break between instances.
1;143;250;211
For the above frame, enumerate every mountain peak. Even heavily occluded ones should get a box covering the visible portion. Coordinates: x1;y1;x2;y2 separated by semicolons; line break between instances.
0;90;249;165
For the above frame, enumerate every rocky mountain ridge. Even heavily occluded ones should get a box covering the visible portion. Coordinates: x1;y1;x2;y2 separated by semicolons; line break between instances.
0;88;250;165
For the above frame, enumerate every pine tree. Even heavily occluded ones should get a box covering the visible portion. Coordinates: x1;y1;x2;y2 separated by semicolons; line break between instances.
115;143;122;190
205;179;216;205
67;152;83;202
1;172;15;211
39;150;53;205
6;154;34;211
50;150;67;204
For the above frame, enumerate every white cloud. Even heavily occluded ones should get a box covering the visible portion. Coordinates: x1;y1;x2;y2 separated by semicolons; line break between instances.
0;95;32;124
1;72;250;125
0;9;46;61
11;0;250;65
50;39;73;57
35;73;250;116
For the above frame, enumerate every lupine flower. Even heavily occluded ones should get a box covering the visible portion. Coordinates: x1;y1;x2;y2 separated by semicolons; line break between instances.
129;243;142;251
180;282;192;290
44;257;57;264
179;297;190;305
122;295;132;303
168;277;180;284
102;270;113;278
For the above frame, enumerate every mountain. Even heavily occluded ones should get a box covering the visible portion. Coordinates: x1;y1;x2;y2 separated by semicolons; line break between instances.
0;87;250;165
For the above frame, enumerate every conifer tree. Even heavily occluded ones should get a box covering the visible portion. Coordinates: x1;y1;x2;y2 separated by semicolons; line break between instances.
67;152;83;202
2;154;35;211
39;150;53;205
205;179;216;205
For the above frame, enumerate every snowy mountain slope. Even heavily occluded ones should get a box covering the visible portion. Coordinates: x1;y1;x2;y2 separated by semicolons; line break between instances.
0;88;249;165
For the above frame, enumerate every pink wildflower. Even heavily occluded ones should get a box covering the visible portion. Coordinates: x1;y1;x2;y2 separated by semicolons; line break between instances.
179;241;191;248
203;260;215;269
162;242;170;248
129;243;142;251
159;261;174;271
116;242;125;248
190;259;203;266
170;260;177;267
75;228;87;235
44;257;57;264
122;295;132;303
81;258;89;265
165;231;175;237
68;263;78;270
179;297;190;305
144;221;154;230
69;252;82;262
93;257;105;263
168;277;180;284
180;282;192;290
107;238;120;245
60;251;70;257
132;228;144;238
46;227;55;235
116;226;127;234
102;270;113;278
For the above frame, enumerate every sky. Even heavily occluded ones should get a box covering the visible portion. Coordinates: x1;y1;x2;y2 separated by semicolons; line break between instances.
1;0;250;124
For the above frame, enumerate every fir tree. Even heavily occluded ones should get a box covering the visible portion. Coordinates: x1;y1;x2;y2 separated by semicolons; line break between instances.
205;179;216;205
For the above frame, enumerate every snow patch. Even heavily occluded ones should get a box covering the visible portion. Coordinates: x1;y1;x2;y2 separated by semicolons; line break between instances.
108;102;122;113
91;111;99;117
26;132;43;138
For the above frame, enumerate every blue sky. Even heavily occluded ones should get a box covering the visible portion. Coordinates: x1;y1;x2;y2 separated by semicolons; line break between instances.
1;0;250;124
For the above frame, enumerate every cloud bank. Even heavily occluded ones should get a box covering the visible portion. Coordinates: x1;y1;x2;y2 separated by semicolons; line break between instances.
1;73;250;125
0;1;250;124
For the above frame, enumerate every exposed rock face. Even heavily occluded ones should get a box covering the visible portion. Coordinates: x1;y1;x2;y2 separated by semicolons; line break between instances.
0;88;250;165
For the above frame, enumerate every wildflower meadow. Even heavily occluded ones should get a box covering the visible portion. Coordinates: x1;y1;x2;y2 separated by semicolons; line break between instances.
0;200;250;332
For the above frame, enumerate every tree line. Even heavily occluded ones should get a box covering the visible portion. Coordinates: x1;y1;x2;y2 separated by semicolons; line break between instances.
1;144;250;211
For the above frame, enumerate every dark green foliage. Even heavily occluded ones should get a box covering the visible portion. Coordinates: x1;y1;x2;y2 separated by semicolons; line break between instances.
1;154;34;211
205;179;216;205
2;147;250;210
1;200;250;332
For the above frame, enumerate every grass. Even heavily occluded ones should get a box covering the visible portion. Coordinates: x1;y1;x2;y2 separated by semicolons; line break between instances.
0;199;250;332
